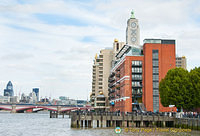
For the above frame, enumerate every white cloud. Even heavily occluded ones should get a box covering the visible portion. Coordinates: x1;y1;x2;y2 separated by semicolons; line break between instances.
0;0;199;99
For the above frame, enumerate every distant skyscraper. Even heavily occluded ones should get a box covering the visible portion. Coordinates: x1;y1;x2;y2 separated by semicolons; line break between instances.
33;88;39;102
4;81;14;96
126;11;140;46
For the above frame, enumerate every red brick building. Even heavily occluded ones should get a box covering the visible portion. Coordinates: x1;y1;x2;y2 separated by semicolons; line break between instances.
109;39;177;113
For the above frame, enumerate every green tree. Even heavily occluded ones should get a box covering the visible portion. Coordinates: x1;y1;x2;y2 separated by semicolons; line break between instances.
159;68;193;110
189;67;200;110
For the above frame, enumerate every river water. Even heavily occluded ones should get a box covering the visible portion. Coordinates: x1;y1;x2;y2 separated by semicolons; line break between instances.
0;112;199;136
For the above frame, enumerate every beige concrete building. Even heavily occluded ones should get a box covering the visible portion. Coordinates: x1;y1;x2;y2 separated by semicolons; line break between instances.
90;40;124;111
176;56;187;69
90;48;113;111
112;39;125;67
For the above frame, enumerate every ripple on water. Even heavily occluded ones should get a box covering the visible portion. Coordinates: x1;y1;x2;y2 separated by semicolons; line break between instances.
0;113;199;136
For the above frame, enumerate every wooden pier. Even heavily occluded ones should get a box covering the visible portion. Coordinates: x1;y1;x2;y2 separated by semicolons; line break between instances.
50;111;71;118
70;112;200;130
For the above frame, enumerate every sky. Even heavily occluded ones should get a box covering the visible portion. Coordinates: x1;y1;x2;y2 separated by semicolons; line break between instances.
0;0;200;100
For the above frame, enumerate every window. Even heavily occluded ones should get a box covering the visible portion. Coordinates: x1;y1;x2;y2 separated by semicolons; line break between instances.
152;53;158;59
152;60;159;67
153;82;159;89
153;97;159;111
153;75;159;81
97;103;105;106
152;49;159;111
132;61;142;66
132;88;142;94
132;74;142;80
117;43;119;50
153;89;159;95
97;98;105;101
132;67;142;73
153;68;159;74
132;82;142;87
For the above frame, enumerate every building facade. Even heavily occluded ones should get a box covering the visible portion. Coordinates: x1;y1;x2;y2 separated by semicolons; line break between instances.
176;56;187;69
109;39;177;113
90;48;114;111
143;39;176;112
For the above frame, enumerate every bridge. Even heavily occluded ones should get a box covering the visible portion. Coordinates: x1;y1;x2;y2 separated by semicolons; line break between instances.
0;104;91;113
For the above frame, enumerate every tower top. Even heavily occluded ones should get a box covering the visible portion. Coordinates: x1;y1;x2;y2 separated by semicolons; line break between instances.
95;53;98;59
130;10;135;19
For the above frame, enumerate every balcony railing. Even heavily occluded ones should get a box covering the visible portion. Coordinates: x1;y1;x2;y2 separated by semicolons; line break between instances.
110;89;115;93
108;78;115;83
109;72;115;78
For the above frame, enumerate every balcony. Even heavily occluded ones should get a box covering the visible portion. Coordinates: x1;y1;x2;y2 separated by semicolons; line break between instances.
109;72;115;78
116;68;120;72
108;78;115;83
116;86;120;90
116;74;120;78
108;83;115;88
109;89;115;93
109;95;115;99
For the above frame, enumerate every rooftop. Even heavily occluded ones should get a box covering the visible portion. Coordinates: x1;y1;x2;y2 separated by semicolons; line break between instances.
143;39;175;44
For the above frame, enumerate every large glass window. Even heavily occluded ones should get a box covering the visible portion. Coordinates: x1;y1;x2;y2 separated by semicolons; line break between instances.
152;60;159;67
132;67;142;73
153;68;159;74
152;50;158;59
153;89;159;95
132;82;142;87
153;82;159;89
132;74;142;80
152;50;159;112
132;88;142;94
153;97;159;111
153;74;159;81
132;61;142;66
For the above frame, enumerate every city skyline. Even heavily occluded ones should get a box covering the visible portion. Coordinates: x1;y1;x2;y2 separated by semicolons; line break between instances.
0;0;200;99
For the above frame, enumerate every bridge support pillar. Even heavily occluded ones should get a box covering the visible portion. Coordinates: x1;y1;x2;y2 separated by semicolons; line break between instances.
163;121;166;127
57;106;61;113
11;105;16;113
140;121;144;127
